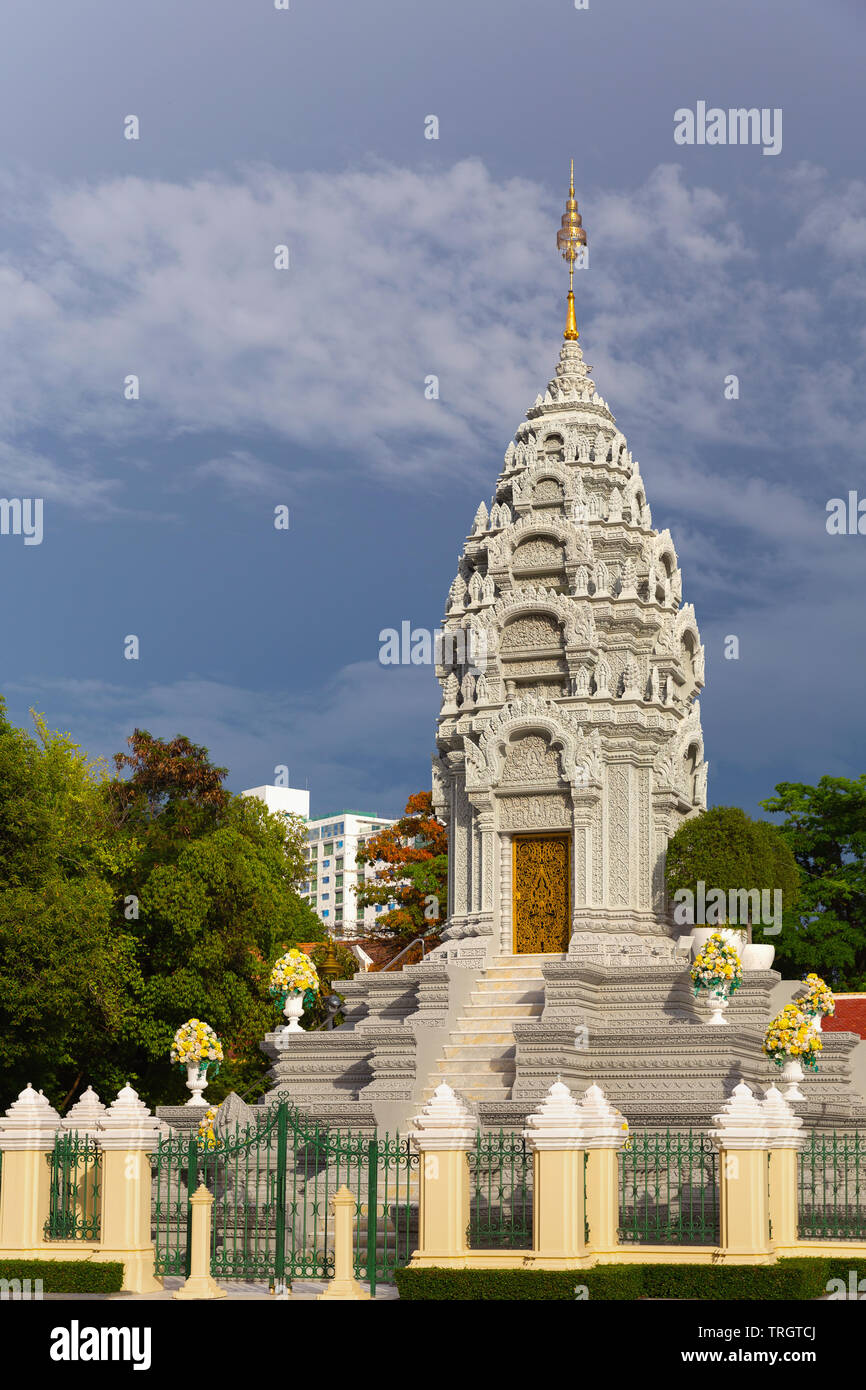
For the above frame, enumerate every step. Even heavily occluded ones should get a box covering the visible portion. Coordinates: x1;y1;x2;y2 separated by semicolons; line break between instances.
441;1044;517;1060
481;967;549;979
421;1084;512;1101
464;995;543;1009
462;996;543;1011
469;981;545;994
449;1030;517;1043
416;955;557;1106
423;1077;512;1090
435;1067;515;1080
461;1004;544;1019
490;954;564;963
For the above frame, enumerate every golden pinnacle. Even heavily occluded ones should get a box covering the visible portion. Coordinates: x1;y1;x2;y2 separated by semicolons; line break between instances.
556;158;588;341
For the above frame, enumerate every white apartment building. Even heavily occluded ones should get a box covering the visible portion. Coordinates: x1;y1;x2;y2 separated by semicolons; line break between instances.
241;787;396;938
299;811;397;938
242;785;311;819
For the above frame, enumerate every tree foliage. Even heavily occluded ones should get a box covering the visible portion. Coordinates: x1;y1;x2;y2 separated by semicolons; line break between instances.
759;776;866;988
0;700;141;1110
354;791;447;941
665;805;800;941
0;707;323;1111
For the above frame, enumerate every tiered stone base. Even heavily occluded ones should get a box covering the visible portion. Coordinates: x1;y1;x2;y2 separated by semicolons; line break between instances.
255;945;866;1135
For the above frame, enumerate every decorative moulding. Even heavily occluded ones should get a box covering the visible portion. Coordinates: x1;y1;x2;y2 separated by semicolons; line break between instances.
709;1080;769;1151
577;1082;630;1149
0;1083;62;1151
523;1079;629;1151
762;1085;806;1150
409;1083;478;1151
523;1079;584;1150
98;1083;164;1151
62;1085;108;1135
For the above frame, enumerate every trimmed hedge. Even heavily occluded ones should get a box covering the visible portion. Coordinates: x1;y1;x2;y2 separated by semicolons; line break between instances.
395;1258;866;1301
394;1268;593;1301
0;1260;124;1293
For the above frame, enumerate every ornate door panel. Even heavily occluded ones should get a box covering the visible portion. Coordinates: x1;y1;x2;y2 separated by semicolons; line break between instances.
512;835;571;953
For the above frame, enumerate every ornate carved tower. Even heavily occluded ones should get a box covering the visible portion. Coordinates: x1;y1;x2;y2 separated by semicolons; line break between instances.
432;170;707;958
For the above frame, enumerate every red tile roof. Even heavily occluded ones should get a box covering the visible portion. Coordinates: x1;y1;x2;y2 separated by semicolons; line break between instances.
823;995;866;1039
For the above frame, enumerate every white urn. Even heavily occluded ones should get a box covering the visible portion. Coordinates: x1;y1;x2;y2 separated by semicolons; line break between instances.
185;1062;210;1107
282;991;306;1033
741;944;776;971
780;1059;806;1100
702;990;730;1027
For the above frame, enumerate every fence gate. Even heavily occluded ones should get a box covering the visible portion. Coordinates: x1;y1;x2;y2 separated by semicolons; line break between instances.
153;1097;417;1291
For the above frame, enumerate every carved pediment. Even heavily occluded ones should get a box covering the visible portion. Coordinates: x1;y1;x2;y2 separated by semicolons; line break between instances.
532;477;564;505
500;733;563;785
498;793;571;831
501;612;564;654
512;537;565;571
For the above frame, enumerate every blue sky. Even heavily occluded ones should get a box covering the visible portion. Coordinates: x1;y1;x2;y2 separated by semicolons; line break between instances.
1;0;864;818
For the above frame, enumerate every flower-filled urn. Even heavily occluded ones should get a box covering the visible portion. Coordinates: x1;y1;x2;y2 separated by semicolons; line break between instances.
270;949;319;1033
690;932;743;1025
171;1019;224;1107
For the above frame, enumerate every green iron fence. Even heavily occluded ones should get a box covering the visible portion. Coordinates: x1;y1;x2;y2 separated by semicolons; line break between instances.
152;1129;201;1277
152;1096;417;1290
44;1131;101;1241
468;1130;533;1249
619;1130;719;1245
799;1131;866;1240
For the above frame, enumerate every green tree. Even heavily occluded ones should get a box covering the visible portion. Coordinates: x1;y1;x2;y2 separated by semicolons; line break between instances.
105;729;230;880
354;791;447;942
759;776;866;988
665;805;800;943
0;709;325;1111
0;700;141;1111
105;734;324;1103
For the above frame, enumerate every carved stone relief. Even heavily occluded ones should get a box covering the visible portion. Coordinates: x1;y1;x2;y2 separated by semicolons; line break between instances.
608;764;630;906
500;734;563;785
498;793;571;831
501;614;563;652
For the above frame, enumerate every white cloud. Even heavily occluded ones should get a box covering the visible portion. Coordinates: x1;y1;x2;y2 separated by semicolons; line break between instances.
1;157;864;627
6;660;439;816
5;157;856;482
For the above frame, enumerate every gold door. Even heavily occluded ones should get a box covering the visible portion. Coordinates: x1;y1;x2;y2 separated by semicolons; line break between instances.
512;835;571;954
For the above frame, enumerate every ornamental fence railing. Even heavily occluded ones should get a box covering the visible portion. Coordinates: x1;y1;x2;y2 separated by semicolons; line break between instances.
799;1130;866;1241
44;1131;102;1241
467;1130;533;1249
151;1095;417;1291
618;1130;720;1246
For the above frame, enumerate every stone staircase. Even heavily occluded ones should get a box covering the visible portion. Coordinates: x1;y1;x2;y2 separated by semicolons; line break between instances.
422;954;560;1105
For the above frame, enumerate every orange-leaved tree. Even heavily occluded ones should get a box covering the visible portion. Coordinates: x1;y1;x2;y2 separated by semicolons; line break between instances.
354;791;447;942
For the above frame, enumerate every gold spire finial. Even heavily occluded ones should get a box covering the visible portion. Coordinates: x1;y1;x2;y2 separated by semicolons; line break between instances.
556;159;587;341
